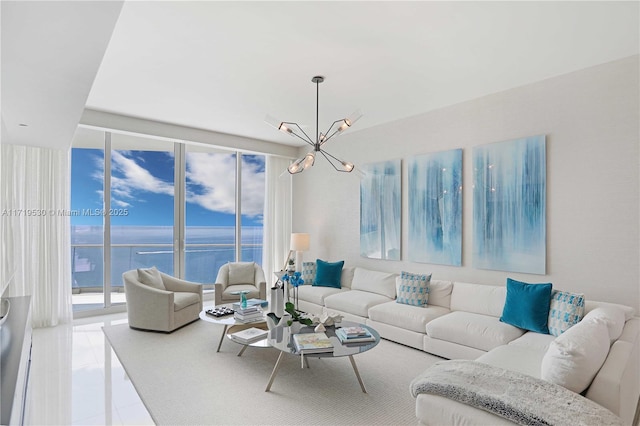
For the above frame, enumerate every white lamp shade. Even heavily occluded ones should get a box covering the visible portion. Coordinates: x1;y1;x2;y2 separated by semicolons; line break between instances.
290;233;310;251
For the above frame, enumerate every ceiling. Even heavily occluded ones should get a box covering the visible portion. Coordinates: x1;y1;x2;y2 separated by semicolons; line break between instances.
3;1;639;150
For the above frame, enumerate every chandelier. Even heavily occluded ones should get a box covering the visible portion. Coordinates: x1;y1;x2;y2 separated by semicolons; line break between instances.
266;76;362;174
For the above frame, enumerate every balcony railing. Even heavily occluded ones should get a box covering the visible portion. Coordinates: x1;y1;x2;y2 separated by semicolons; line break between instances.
71;243;262;292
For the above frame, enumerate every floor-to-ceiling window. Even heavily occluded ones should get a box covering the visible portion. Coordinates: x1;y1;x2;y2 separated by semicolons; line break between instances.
70;128;265;313
70;128;106;310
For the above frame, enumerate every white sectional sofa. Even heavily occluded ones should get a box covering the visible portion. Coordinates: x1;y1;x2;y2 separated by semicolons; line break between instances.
295;265;640;425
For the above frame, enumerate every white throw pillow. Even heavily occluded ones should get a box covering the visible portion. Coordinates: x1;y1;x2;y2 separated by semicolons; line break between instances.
540;317;610;393
228;262;255;285
351;268;397;299
137;266;165;290
582;306;625;343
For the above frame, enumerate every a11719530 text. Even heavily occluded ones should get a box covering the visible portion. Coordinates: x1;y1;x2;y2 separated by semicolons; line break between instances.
1;208;129;217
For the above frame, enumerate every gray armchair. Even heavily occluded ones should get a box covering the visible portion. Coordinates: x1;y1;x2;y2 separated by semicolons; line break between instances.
214;262;266;306
123;267;203;332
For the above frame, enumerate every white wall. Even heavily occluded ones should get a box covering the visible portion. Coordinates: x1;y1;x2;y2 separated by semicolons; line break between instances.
292;55;640;311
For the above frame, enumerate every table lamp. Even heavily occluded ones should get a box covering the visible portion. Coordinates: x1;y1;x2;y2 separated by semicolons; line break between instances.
290;233;310;272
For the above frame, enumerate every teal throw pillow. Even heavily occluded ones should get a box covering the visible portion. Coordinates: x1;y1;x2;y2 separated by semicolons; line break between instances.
548;290;585;337
313;259;344;288
500;278;553;334
396;271;432;306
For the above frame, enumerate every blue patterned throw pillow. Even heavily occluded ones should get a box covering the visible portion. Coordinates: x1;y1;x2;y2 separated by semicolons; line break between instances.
301;261;316;285
548;290;585;337
396;271;432;306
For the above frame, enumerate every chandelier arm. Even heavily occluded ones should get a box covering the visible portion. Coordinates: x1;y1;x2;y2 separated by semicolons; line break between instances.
319;119;345;145
318;150;343;172
319;149;353;173
281;122;315;146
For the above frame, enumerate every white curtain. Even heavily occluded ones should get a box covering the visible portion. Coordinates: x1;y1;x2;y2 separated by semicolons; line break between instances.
262;156;292;289
0;143;72;327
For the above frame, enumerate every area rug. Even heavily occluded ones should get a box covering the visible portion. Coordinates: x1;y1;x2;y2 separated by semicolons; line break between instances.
103;320;441;425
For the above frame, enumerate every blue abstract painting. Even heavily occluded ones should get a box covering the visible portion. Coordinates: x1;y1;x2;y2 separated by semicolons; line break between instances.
473;135;546;274
408;149;462;266
360;159;401;260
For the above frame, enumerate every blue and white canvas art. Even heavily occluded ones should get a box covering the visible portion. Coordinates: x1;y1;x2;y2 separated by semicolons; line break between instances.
360;159;401;260
473;135;546;274
408;149;462;266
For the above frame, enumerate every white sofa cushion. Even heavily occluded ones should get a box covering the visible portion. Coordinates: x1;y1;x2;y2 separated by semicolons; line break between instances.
324;289;392;318
426;311;525;352
541;317;610;393
350;267;397;298
427;280;454;308
508;331;556;352
582;306;626;343
297;285;348;306
340;267;355;289
477;344;545;379
450;282;506;317
368;301;450;333
585;300;635;321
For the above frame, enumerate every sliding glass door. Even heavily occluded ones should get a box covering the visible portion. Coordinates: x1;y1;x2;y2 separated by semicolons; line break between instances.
70;129;265;313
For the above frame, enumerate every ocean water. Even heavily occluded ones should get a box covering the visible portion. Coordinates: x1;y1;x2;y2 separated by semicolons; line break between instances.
72;226;263;288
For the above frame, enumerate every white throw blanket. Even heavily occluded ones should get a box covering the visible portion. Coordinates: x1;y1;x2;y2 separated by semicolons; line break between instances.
410;360;624;426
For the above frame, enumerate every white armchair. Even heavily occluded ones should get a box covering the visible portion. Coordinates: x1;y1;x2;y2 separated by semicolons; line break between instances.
214;262;267;306
123;267;203;332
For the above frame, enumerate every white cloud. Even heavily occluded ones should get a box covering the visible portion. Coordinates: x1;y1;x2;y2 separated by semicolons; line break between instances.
110;151;174;201
186;153;264;218
88;150;264;218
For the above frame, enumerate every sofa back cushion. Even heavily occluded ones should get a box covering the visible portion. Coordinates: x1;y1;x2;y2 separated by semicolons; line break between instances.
340;267;355;289
395;278;453;308
428;280;454;308
351;267;397;299
450;282;506;317
540;317;610;393
585;300;636;321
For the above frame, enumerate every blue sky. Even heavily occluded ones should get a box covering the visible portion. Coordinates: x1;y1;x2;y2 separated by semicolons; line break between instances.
71;149;265;227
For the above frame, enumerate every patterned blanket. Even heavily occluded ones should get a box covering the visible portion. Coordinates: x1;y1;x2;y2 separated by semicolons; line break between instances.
410;360;624;426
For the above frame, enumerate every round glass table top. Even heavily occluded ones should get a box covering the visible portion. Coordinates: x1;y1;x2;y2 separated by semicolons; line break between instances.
267;320;380;358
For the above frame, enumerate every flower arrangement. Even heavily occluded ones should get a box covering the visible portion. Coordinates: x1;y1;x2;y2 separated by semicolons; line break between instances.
281;271;306;320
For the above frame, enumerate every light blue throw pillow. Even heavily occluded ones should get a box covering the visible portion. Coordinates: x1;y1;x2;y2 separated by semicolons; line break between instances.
313;259;344;288
396;271;432;306
548;290;585;336
301;261;316;285
500;278;553;334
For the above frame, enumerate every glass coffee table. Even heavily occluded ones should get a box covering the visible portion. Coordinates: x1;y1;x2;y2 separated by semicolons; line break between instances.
265;321;380;393
199;308;268;355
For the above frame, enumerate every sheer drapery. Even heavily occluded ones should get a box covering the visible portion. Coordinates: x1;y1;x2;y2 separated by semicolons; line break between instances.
262;156;292;288
0;143;72;327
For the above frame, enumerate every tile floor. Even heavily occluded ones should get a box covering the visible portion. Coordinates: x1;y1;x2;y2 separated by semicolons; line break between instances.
26;312;155;425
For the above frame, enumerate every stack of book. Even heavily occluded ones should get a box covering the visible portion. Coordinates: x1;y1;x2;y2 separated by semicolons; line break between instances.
336;326;375;344
230;327;268;344
292;332;334;354
232;304;263;323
